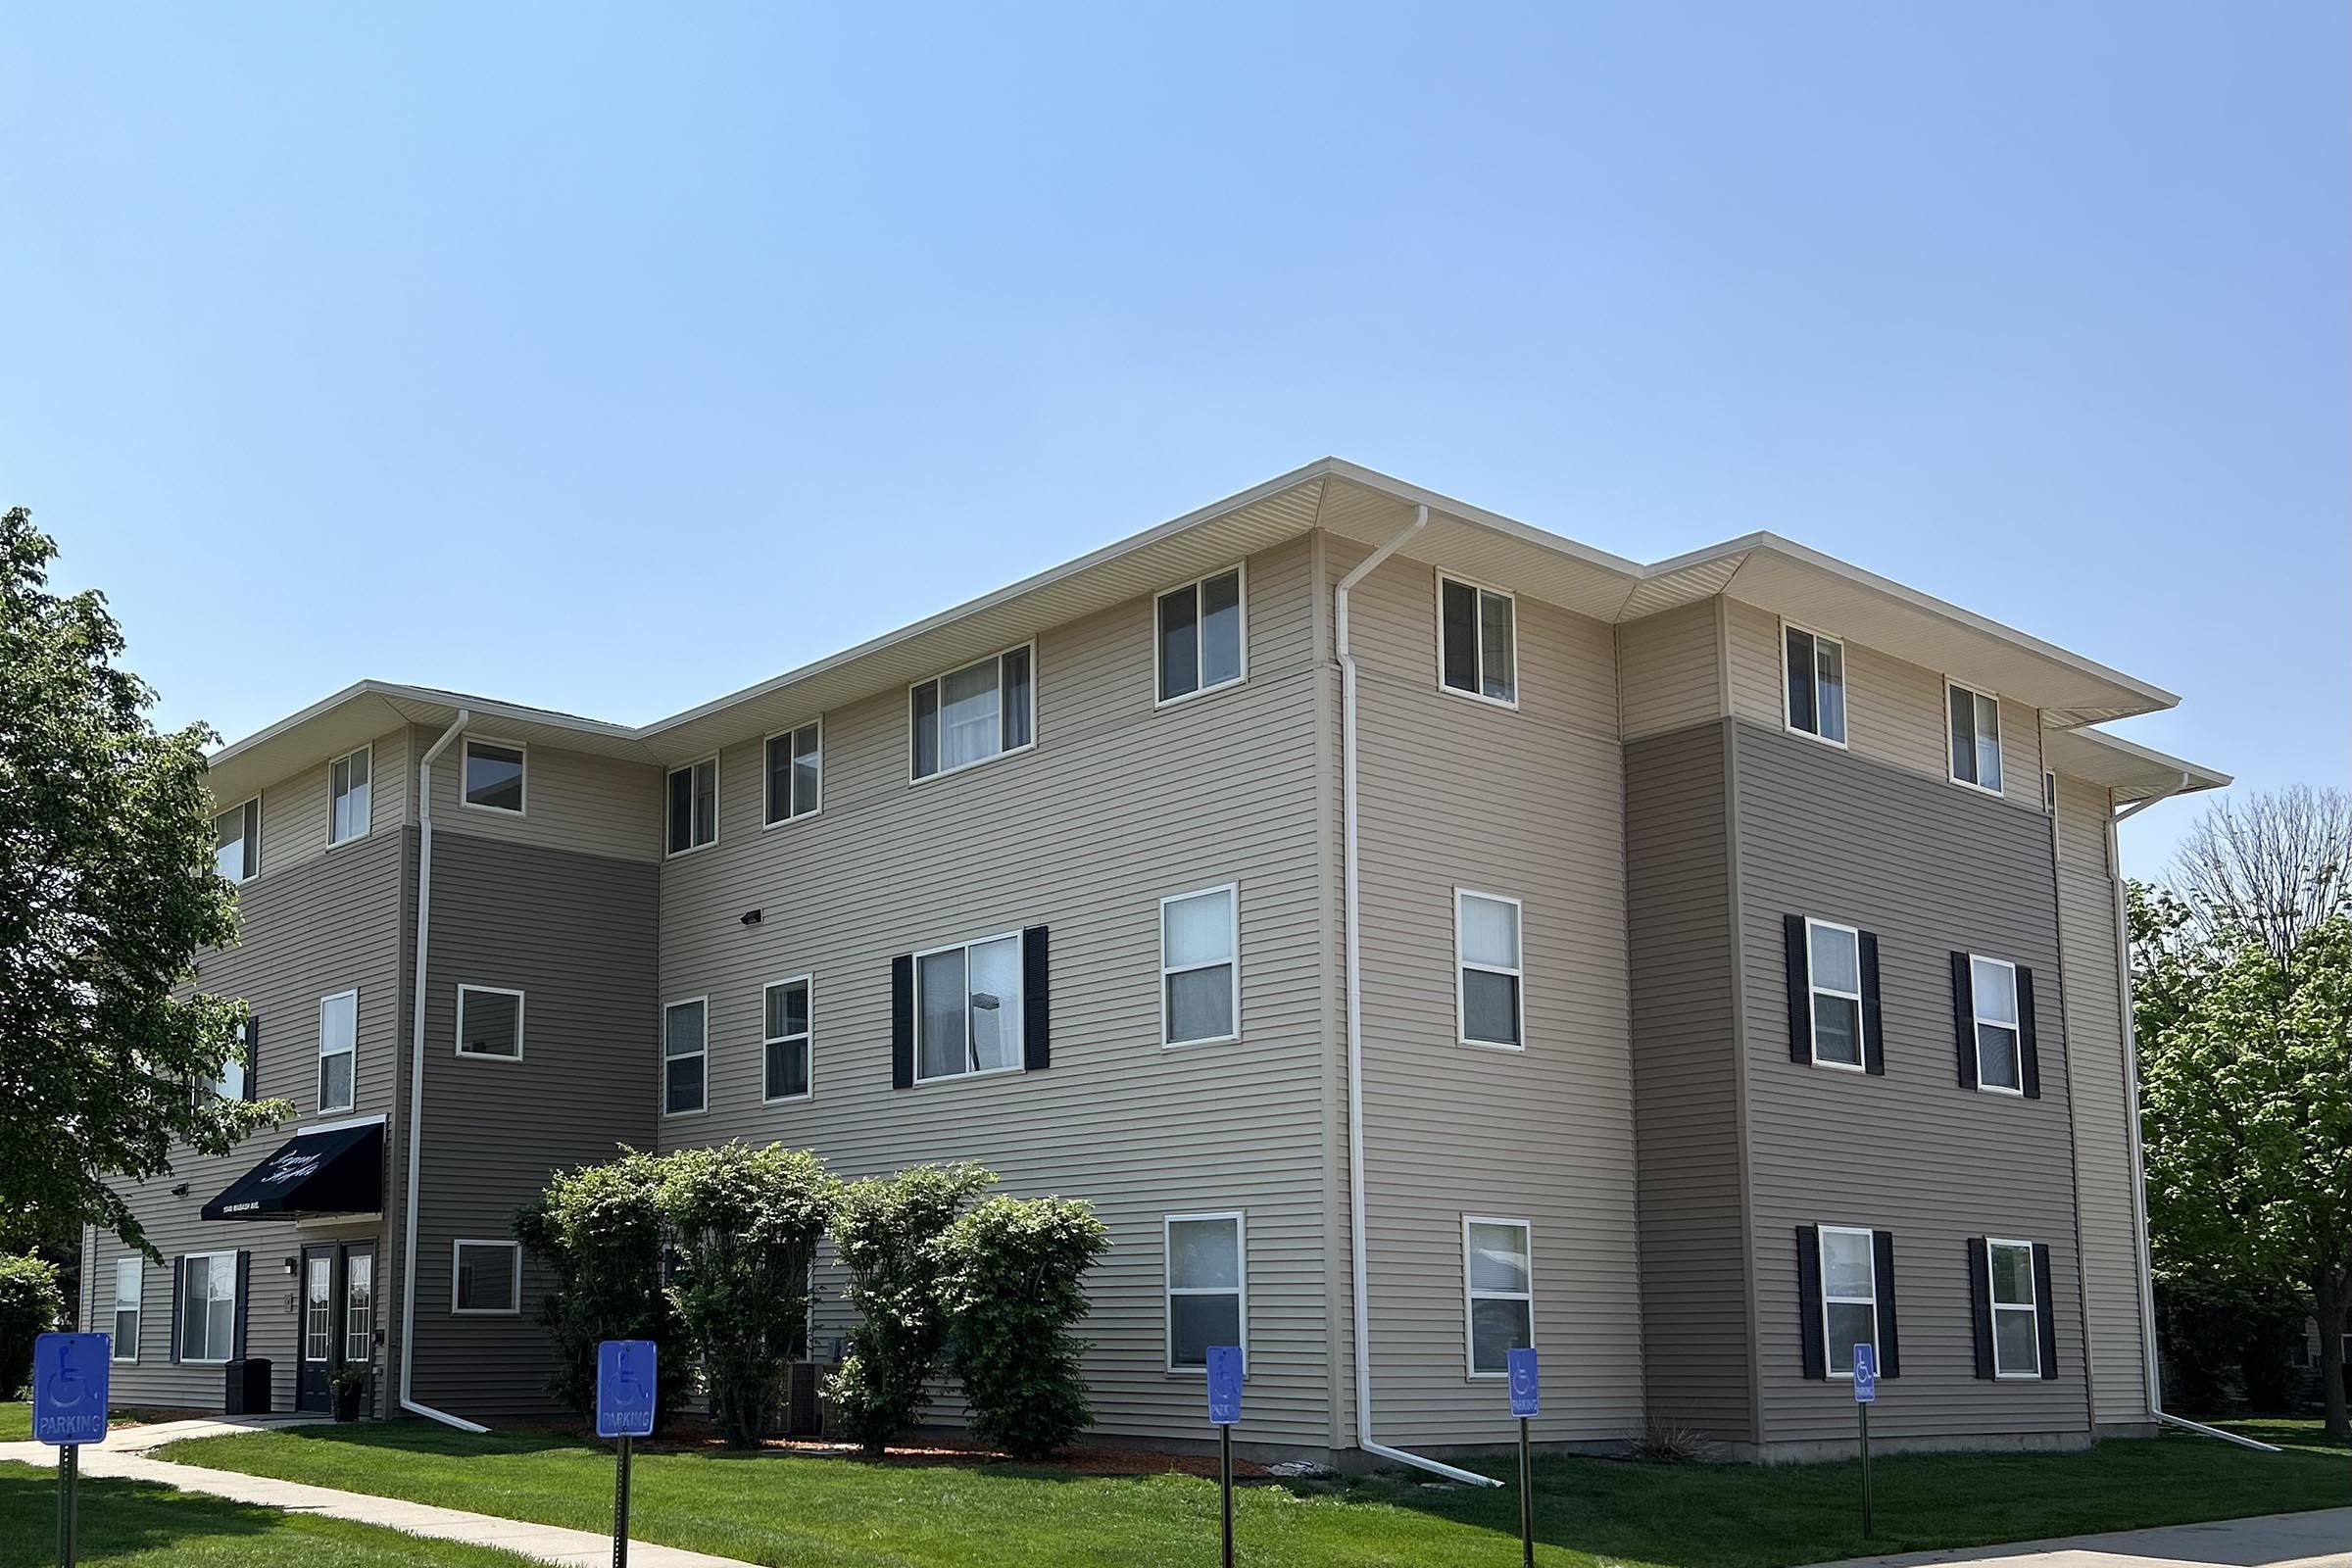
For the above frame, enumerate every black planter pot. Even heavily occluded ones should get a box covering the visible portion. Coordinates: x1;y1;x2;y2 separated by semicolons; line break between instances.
332;1382;365;1422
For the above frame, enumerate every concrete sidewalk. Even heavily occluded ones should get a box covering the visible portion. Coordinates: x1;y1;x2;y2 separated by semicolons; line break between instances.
1801;1507;2352;1568
0;1425;755;1568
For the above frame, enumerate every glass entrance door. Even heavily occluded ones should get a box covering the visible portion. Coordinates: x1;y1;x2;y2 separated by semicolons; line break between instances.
296;1246;335;1412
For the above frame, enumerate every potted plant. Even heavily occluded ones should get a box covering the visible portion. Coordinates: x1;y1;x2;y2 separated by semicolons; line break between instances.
327;1362;370;1422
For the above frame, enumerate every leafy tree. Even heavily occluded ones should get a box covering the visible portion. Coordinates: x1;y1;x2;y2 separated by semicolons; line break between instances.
938;1194;1108;1458
0;1253;64;1398
826;1162;997;1454
0;508;286;1256
514;1149;686;1428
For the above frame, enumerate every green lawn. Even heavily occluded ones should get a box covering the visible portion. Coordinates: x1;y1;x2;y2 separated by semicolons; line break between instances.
0;1402;172;1443
0;1460;542;1568
158;1421;2351;1568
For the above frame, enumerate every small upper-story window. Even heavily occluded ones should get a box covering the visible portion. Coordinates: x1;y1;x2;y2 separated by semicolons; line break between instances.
1439;576;1516;706
1947;683;2002;794
1969;956;2023;1093
1784;625;1846;745
916;933;1023;1081
1161;886;1240;1047
765;721;820;825
1455;890;1524;1049
1157;566;1246;705
911;646;1034;780
457;985;524;1059
463;740;526;813
318;990;357;1113
215;798;259;883
666;758;717;855
662;998;708;1115
764;977;812;1102
329;747;371;845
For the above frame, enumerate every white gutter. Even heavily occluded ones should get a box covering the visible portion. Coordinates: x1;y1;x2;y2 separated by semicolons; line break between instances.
1337;507;1501;1489
398;710;488;1434
2109;775;2277;1453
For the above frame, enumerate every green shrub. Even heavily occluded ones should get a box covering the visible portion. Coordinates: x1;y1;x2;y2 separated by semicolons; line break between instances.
0;1252;64;1398
938;1195;1107;1458
514;1149;685;1428
825;1163;997;1454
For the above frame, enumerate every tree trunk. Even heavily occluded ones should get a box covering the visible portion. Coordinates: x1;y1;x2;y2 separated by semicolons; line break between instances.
2318;1272;2348;1441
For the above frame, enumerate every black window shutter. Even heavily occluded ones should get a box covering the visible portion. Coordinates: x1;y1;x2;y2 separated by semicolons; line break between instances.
1795;1226;1826;1380
1859;933;1885;1076
1784;915;1811;1063
890;955;914;1090
1021;925;1051;1071
233;1250;251;1359
1966;1238;1994;1379
1871;1230;1900;1378
243;1017;259;1102
1950;952;1979;1089
2017;967;2041;1099
2032;1243;2059;1380
169;1257;184;1365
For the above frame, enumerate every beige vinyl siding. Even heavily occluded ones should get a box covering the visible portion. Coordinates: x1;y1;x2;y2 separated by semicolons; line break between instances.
2053;774;2150;1427
1618;600;1723;741
1725;598;1785;730
1335;540;1644;1448
655;534;1337;1446
421;732;662;864
253;727;412;878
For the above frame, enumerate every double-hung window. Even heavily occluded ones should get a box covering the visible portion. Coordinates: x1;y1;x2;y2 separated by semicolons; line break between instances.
177;1251;238;1363
764;721;820;825
463;739;526;812
1456;891;1524;1049
911;646;1033;780
457;985;523;1059
452;1240;521;1315
763;977;812;1102
1439;576;1516;706
1947;683;2003;794
1970;956;2023;1093
318;990;357;1114
915;934;1023;1081
215;799;259;883
1987;1239;2040;1378
1804;919;1865;1069
1161;886;1239;1046
200;1017;251;1102
1157;566;1245;704
1818;1225;1879;1379
1165;1212;1245;1371
329;746;371;844
666;758;717;855
1463;1218;1534;1376
112;1259;141;1361
662;999;708;1114
1784;625;1846;744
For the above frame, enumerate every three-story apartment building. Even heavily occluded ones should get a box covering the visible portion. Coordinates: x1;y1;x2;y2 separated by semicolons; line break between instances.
83;460;2224;1464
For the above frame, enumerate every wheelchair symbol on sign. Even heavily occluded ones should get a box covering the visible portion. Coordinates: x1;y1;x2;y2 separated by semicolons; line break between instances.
42;1339;90;1411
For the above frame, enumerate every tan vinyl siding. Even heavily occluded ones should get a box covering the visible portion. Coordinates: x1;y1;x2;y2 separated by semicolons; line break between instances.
253;728;412;879
1725;599;1785;730
1618;600;1723;741
1337;540;1645;1447
422;733;662;863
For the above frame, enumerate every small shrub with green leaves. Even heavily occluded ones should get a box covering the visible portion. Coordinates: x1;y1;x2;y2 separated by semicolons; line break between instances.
938;1194;1108;1458
825;1162;998;1454
0;1252;64;1398
514;1149;685;1427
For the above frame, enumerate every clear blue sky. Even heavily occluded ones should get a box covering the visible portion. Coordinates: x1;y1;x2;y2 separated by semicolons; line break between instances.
4;3;2342;878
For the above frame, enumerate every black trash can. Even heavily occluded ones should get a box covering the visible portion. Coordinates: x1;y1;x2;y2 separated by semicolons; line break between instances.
223;1357;271;1416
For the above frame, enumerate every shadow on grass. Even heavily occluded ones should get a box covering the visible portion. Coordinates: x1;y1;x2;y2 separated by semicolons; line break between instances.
0;1465;280;1564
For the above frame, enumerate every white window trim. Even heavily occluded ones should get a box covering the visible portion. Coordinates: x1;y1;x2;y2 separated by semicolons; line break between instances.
1944;680;2005;797
217;796;262;884
1819;1224;1880;1382
1163;1210;1248;1376
1160;884;1241;1049
177;1250;239;1364
454;984;526;1061
761;719;823;829
1152;563;1250;710
318;989;358;1115
910;931;1028;1086
1461;1214;1535;1380
662;995;710;1117
460;737;530;816
1970;954;2026;1097
450;1239;523;1317
327;745;373;847
664;755;720;858
1454;888;1526;1052
1434;572;1521;710
111;1258;141;1363
1803;917;1867;1074
907;641;1038;785
1986;1236;2041;1380
1780;620;1849;749
342;1250;375;1364
761;974;814;1104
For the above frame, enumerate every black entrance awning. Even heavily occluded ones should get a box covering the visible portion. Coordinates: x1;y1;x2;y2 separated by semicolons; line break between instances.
201;1122;384;1220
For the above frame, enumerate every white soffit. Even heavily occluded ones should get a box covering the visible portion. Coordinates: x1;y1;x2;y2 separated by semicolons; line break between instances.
2043;726;2230;804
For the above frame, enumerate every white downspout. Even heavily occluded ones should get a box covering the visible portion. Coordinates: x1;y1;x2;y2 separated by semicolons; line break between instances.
2109;773;2277;1453
398;710;488;1433
1338;507;1501;1489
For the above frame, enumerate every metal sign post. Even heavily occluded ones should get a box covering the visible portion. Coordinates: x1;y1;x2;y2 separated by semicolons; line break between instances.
1850;1343;1877;1541
1507;1348;1540;1568
34;1333;111;1568
596;1340;658;1568
1206;1346;1243;1568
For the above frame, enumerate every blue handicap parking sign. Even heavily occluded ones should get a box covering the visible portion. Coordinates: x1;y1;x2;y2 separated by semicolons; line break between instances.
597;1339;657;1438
33;1333;111;1446
1507;1347;1541;1417
1851;1343;1877;1403
1205;1346;1243;1426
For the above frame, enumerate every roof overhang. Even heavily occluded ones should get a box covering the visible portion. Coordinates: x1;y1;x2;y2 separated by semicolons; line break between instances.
2042;726;2231;805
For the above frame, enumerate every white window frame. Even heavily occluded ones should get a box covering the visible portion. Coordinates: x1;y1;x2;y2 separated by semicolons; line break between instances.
1970;955;2025;1097
1163;1210;1247;1375
343;1250;375;1364
1461;1215;1535;1379
1780;621;1849;748
460;737;529;815
1803;917;1867;1073
1986;1237;2041;1379
455;984;525;1061
450;1239;522;1317
318;989;358;1115
1945;681;2004;796
1434;573;1520;710
908;642;1037;784
911;931;1027;1085
762;719;822;828
1160;884;1241;1049
762;974;814;1104
302;1252;334;1364
176;1250;239;1364
216;797;261;884
1454;889;1526;1052
112;1258;141;1363
662;996;710;1117
1819;1224;1880;1382
1153;564;1250;709
198;1016;251;1103
664;755;718;858
327;745;373;847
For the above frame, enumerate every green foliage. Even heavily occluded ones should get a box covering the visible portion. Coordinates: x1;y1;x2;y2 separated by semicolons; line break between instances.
0;1252;64;1398
514;1149;685;1427
657;1143;835;1447
0;509;291;1255
825;1162;997;1454
937;1194;1107;1458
